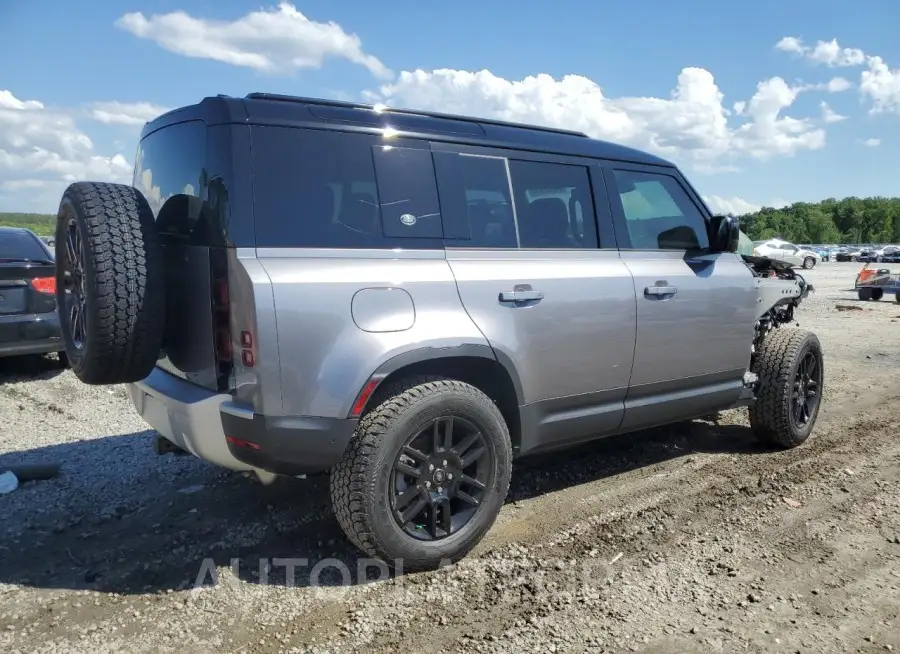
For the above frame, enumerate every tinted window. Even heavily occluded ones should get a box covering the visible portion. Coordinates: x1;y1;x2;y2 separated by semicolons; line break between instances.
373;146;442;239
508;160;598;249
133;121;205;239
252;128;442;249
612;170;709;250
433;153;517;247
0;231;51;261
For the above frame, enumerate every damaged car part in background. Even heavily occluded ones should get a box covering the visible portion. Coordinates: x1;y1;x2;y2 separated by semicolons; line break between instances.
51;93;824;570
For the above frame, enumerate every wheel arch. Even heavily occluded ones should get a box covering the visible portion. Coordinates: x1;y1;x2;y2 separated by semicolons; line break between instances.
350;344;524;452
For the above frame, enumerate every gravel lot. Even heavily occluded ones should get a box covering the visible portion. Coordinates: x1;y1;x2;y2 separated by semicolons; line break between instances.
1;261;899;654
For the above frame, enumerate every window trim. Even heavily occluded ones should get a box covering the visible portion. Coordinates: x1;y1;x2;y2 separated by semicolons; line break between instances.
602;164;712;252
429;142;612;250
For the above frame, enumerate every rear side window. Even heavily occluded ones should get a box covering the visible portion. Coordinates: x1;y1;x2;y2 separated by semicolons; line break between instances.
508;160;598;249
0;231;51;261
251;128;442;249
133;121;205;239
611;170;709;250
434;151;599;249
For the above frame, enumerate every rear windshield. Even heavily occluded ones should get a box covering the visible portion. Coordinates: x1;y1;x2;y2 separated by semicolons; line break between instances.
133;120;207;241
0;231;51;261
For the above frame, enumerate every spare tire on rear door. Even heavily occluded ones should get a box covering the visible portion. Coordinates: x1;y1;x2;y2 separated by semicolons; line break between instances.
55;182;165;385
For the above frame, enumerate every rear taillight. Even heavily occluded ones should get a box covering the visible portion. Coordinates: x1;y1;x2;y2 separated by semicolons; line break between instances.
31;277;56;294
239;330;254;368
210;249;234;392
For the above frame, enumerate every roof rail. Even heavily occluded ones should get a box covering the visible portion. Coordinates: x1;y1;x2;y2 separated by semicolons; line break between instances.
244;92;589;138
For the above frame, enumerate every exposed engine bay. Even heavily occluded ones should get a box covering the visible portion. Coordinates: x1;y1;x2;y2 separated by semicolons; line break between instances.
742;253;814;367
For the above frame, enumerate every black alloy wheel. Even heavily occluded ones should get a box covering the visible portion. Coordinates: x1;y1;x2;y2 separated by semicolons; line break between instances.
390;415;492;541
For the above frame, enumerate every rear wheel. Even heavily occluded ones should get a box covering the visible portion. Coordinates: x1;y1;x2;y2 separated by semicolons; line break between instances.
871;288;884;301
330;376;512;571
858;287;873;301
802;257;815;269
750;328;824;448
55;182;165;385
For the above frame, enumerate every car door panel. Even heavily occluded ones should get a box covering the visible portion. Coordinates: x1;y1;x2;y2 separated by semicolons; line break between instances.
432;143;637;454
604;164;757;431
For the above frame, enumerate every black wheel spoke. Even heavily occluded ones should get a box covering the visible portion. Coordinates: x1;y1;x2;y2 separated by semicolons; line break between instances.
455;432;480;458
433;416;454;452
461;445;487;468
394;460;420;478
400;492;428;524
457;490;479;507
402;445;428;463
395;486;422;512
459;473;485;491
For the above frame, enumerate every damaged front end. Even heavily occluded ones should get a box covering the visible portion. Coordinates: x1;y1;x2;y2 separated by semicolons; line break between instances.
741;253;814;390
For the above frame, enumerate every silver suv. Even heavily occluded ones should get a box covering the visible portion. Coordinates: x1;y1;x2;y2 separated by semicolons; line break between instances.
52;93;822;570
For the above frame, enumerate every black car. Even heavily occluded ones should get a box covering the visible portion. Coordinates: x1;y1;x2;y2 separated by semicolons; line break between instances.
880;246;900;263
0;227;65;361
858;247;879;262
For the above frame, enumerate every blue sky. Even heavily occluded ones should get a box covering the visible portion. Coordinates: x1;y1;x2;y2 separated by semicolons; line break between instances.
2;0;899;214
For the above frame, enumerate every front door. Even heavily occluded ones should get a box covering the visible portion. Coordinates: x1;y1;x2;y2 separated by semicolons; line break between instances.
432;144;637;452
604;164;758;431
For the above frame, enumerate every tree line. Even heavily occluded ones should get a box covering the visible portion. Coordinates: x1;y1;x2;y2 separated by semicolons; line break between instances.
3;195;900;245
0;213;55;237
738;197;900;245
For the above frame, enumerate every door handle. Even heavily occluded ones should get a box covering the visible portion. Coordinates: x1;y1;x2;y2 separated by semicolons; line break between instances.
499;289;544;303
644;285;677;297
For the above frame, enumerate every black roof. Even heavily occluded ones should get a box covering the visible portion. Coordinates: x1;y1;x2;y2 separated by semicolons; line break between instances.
141;93;674;168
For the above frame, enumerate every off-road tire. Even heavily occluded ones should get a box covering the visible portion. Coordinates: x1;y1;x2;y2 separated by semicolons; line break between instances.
55;182;165;384
750;328;823;448
858;287;873;301
802;257;815;269
871;288;884;301
330;376;513;571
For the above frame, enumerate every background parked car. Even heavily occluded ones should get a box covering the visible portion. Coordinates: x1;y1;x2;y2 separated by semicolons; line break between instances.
878;245;900;263
752;238;821;268
834;246;861;262
857;246;879;262
0;227;65;363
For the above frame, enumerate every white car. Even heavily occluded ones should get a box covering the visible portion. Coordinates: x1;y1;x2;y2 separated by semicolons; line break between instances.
753;239;820;269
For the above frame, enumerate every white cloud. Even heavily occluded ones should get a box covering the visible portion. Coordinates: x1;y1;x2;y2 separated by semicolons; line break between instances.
826;77;852;92
90;101;170;126
862;137;881;147
820;101;847;123
776;36;865;67
116;2;392;79
702;195;762;216
860;56;900;114
371;67;828;172
0;90;132;211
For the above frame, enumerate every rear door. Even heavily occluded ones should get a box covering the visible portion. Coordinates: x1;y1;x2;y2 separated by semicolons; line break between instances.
604;164;757;431
433;143;637;452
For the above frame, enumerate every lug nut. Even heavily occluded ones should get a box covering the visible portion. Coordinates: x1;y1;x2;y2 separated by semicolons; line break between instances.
425;481;431;488
447;473;454;480
429;464;435;472
442;460;448;467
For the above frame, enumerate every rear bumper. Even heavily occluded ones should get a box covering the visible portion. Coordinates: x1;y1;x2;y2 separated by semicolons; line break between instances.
0;312;62;357
128;367;357;476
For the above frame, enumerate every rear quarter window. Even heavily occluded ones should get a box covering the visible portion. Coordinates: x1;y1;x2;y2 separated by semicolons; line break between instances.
0;231;51;261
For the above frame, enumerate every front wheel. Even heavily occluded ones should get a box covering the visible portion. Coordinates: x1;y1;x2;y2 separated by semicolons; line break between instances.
330;376;513;571
802;257;816;269
750;328;824;448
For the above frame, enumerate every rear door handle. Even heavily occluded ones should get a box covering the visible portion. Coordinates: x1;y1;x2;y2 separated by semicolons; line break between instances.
644;285;677;297
499;289;544;303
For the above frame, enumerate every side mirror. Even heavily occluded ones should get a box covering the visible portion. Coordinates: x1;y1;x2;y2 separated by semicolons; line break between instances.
708;214;740;253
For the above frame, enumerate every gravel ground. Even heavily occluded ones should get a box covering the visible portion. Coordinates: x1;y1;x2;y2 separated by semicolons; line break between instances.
1;261;899;654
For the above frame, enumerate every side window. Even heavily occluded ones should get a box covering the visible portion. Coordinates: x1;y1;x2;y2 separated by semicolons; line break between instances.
508;160;598;249
372;146;442;239
251;128;441;249
133;120;205;238
612;170;710;250
433;153;518;248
